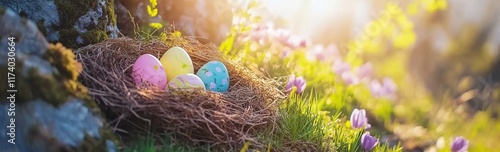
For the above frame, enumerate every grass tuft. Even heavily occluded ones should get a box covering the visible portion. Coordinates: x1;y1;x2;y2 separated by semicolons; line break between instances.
258;91;327;151
122;133;211;152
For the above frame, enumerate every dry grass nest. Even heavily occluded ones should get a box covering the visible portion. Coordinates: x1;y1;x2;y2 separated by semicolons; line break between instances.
75;36;284;150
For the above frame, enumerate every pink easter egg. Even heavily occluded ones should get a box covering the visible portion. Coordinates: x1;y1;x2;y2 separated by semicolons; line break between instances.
132;54;167;89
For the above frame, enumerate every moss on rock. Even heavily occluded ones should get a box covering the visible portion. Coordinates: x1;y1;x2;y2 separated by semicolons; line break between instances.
45;43;83;80
0;0;118;48
0;42;99;107
81;30;109;46
55;0;118;48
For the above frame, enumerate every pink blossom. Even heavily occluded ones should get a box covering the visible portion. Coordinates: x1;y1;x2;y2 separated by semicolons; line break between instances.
248;31;267;44
260;22;275;31
370;80;384;97
306;44;339;62
341;72;360;85
323;44;340;61
306;45;324;61
281;47;293;59
299;39;309;48
354;62;373;82
285;36;309;50
245;24;309;50
247;23;274;45
382;77;397;94
332;59;351;75
369;78;397;99
273;29;291;45
271;28;309;50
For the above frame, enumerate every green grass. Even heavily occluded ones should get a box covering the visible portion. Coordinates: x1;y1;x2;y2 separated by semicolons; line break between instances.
280;92;324;143
122;133;210;152
259;91;326;151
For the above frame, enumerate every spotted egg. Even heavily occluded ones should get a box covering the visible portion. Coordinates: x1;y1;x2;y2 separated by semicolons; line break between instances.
196;61;229;92
132;54;167;89
167;74;206;90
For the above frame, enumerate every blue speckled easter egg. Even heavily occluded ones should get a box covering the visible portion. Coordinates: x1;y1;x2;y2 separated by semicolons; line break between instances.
196;61;229;92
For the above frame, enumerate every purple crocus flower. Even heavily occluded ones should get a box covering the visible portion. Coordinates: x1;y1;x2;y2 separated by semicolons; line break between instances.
332;59;351;75
451;136;469;152
248;30;268;45
350;108;370;129
382;77;397;94
273;28;309;50
361;132;379;151
273;29;291;45
306;45;324;61
293;77;307;93
285;74;307;94
323;44;340;61
285;36;309;50
296;37;309;48
369;78;397;99
354;62;373;82
369;80;384;97
306;44;339;62
281;47;293;59
247;23;274;45
341;72;360;85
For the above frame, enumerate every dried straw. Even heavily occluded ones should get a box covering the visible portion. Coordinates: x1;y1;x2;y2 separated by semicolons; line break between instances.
75;36;284;150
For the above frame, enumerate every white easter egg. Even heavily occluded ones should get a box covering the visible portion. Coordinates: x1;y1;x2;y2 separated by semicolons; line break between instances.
167;74;206;90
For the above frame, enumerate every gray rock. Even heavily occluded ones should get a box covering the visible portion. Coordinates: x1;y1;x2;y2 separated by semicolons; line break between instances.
0;7;117;152
0;99;109;152
0;0;119;48
0;0;60;42
0;7;49;57
0;7;54;79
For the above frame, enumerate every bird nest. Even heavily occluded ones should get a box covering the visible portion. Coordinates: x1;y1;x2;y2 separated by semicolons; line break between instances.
75;36;283;150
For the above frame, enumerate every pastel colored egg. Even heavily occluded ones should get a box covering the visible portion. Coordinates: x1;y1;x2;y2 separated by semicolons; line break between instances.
167;74;206;90
132;54;167;89
195;61;230;92
160;47;194;82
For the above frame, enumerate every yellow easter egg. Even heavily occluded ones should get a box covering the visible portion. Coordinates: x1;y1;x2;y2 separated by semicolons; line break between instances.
160;47;194;81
